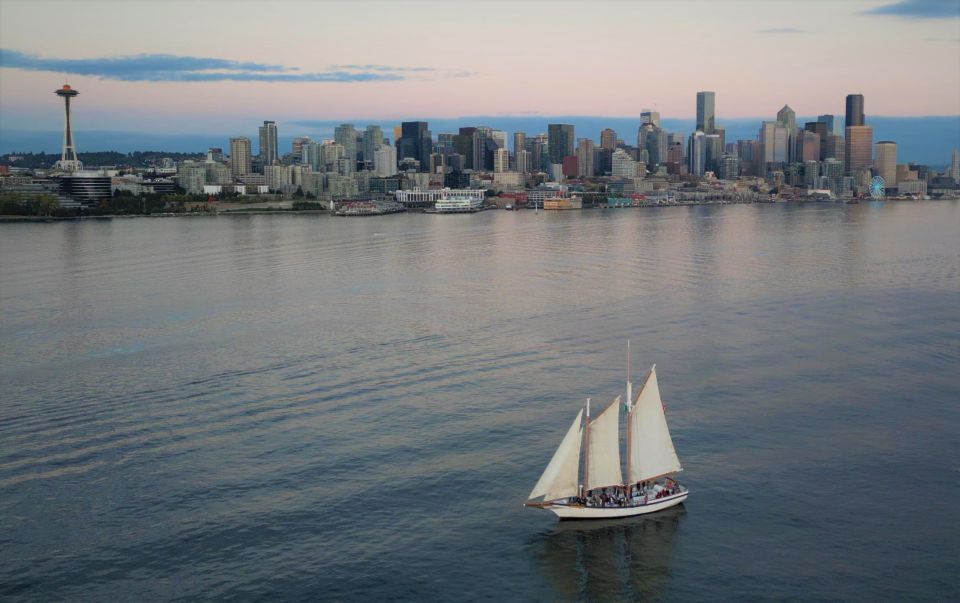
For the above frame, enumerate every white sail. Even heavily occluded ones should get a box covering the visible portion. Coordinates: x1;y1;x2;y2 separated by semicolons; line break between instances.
586;397;623;491
528;409;583;501
628;366;682;483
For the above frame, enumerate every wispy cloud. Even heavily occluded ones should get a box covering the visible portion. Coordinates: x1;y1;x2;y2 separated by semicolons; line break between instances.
862;0;960;19
754;27;805;34
0;49;466;83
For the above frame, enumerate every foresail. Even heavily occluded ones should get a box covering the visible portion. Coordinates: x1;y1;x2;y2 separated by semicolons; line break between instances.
628;366;682;483
586;396;623;491
529;409;583;501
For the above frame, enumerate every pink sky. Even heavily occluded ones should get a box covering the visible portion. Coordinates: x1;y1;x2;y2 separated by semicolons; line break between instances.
1;0;958;133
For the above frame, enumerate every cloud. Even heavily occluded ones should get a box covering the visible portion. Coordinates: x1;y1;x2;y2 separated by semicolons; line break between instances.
754;27;805;34
862;0;960;19
0;49;465;83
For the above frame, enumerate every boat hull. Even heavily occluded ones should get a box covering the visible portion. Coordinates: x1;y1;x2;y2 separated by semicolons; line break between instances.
546;492;688;520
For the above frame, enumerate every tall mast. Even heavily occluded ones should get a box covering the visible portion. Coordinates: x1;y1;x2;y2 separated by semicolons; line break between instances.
582;398;590;494
626;340;632;490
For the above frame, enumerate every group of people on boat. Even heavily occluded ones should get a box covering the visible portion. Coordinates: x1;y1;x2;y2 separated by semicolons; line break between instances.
576;479;682;508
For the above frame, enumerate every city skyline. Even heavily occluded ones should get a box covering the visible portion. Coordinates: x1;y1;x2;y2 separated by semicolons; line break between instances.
1;0;959;137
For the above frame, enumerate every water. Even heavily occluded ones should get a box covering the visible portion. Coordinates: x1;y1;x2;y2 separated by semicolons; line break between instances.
1;203;958;601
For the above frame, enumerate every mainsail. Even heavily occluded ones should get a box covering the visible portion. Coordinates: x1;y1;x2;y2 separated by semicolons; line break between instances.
628;366;682;483
529;409;583;502
586;397;623;491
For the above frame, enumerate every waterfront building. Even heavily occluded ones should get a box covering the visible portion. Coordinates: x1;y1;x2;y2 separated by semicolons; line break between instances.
394;187;485;208
845;125;874;175
845;94;865;127
696;91;716;133
576;138;595;178
334;124;358;172
548;124;575;164
259;121;278;166
58;171;111;205
600;128;617;151
874;141;897;187
229;137;252;177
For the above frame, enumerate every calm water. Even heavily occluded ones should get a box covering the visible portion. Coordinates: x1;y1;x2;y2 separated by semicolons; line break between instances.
1;203;958;601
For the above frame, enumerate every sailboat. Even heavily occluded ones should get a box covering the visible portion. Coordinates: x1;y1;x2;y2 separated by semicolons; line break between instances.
525;346;688;519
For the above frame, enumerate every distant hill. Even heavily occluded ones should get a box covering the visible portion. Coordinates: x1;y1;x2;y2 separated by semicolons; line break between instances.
2;115;957;166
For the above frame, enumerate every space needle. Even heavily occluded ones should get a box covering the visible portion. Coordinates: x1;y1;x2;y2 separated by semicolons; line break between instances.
55;84;83;172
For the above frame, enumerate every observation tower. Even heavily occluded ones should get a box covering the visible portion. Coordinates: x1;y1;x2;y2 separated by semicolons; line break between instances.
55;84;83;172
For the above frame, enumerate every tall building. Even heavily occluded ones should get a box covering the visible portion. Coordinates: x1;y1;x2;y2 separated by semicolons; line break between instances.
515;149;531;174
800;131;821;163
640;109;661;127
776;105;796;163
493;147;510;173
229;137;252;177
611;148;637;178
513;131;526;154
547;123;575;164
845;125;873;175
696;91;716;134
373;144;398;177
805;122;829;160
705;134;722;174
949;150;960;179
817;114;837;135
600;128;617;150
688;131;706;176
291;136;311;162
334;124;358;172
576;138;595;177
825;134;845;162
399;121;431;171
845;94;865;128
259;121;278;166
362;126;384;165
874;141;897;186
54;84;82;172
759;121;788;168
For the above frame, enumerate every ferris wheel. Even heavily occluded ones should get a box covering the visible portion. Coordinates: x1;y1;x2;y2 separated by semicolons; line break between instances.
869;176;886;199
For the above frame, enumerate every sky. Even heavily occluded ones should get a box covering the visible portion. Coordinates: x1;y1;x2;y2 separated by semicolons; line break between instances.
0;0;959;138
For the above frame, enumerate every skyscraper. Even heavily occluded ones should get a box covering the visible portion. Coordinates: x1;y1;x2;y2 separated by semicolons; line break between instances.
845;125;873;175
399;121;431;172
688;131;706;176
776;105;796;163
950;150;960;180
547;123;575;165
291;136;311;162
54;84;82;172
600;128;617;151
640;109;661;127
229;137;252;178
334;124;358;173
845;94;864;127
817;114;837;135
576;138;595;178
805;121;829;160
362;125;383;165
874;141;897;186
373;145;397;177
493;148;510;173
513;131;526;154
258;121;278;166
696;91;715;134
759;121;788;168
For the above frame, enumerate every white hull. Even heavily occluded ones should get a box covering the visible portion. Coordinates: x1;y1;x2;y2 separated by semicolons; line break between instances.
546;491;688;520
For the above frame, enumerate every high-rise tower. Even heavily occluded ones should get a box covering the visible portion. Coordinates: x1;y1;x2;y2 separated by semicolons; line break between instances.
845;94;864;127
54;84;82;172
696;91;715;134
258;121;278;166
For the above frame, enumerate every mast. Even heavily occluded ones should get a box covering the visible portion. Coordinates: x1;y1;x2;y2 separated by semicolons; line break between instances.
582;398;590;494
626;340;632;490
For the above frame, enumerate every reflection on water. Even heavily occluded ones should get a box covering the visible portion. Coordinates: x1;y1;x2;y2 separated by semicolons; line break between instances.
535;506;686;600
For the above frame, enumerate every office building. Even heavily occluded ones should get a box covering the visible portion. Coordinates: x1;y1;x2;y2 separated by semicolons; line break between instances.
800;131;821;163
493;148;510;173
641;109;661;127
874;141;897;186
612;148;637;178
759;121;788;168
362;126;384;165
291;137;311;162
776;105;796;163
818;114;837;135
705;134;722;174
696;91;716;133
229;137;252;177
513;131;526;154
576;138;595;178
334;124;358;172
600;128;617;151
373;144;398;177
259;121;278;166
845;94;865;127
399;121;431;171
688;131;706;176
845;125;873;175
548;124;575;164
